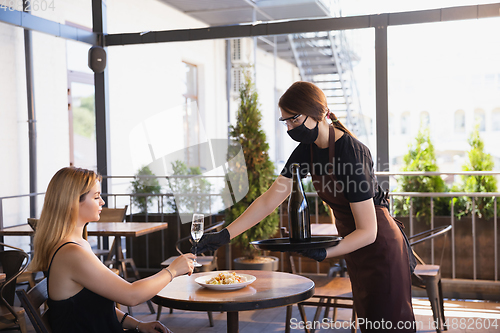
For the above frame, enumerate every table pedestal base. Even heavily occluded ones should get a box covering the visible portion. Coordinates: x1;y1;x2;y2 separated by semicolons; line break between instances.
227;311;238;333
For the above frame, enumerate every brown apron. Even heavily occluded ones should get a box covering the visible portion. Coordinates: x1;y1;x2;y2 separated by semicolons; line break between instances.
310;126;415;332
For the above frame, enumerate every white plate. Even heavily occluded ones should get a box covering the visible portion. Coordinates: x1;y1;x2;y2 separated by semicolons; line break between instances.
195;272;257;291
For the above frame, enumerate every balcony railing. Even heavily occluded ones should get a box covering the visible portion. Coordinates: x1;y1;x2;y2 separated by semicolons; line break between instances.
1;172;500;282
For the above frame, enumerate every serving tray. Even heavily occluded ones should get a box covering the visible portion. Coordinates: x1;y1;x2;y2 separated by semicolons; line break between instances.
250;236;342;252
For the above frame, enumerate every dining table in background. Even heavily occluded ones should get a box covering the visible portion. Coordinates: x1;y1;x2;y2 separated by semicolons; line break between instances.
152;270;315;333
0;222;168;278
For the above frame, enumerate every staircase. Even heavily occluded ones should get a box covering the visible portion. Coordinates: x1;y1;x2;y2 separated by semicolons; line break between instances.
258;30;369;140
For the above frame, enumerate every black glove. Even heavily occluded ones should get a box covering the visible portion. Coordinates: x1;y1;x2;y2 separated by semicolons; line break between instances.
295;248;327;262
192;228;230;254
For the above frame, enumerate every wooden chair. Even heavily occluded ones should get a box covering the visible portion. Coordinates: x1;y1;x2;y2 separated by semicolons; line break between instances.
16;218;41;290
409;224;452;333
156;220;225;324
16;278;51;333
280;228;356;333
0;242;29;333
84;206;128;258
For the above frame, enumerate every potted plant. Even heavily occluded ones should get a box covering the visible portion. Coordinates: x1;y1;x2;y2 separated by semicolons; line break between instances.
129;165;162;215
226;71;279;270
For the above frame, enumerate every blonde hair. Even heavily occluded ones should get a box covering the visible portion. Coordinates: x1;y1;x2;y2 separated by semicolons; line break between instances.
30;167;101;271
279;81;356;138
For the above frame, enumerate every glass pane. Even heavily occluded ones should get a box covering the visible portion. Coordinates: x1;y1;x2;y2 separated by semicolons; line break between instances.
67;40;94;74
184;98;200;166
70;82;96;170
183;63;197;97
388;18;500;173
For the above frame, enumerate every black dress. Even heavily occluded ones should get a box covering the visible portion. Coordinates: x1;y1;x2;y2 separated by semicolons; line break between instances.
282;126;415;332
47;242;124;333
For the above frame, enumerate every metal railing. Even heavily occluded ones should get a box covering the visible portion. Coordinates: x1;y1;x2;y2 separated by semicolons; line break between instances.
387;191;499;282
1;171;500;281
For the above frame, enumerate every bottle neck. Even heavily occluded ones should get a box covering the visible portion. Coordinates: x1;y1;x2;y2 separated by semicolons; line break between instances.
291;167;304;194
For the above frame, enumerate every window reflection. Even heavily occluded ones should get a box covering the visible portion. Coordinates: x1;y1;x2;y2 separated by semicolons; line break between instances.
454;110;465;133
474;109;486;131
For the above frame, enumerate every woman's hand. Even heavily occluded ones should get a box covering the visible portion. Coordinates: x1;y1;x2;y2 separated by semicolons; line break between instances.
136;320;172;333
168;253;195;277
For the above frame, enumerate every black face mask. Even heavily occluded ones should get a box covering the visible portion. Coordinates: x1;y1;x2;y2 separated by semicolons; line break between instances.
287;116;319;144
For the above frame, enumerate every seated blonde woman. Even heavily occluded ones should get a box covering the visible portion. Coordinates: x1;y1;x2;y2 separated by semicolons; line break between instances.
30;167;195;333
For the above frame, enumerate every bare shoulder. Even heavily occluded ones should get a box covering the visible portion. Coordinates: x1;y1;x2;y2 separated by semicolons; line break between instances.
50;241;93;265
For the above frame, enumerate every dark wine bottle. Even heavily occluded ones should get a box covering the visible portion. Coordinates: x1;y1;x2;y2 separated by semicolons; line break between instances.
288;163;311;243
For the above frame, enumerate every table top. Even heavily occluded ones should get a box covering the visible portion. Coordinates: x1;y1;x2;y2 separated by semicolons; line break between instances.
311;223;338;236
152;270;315;312
0;222;168;237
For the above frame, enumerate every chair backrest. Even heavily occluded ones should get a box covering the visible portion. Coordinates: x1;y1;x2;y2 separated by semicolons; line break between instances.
409;224;452;265
97;206;128;222
27;218;39;231
83;205;129;239
16;278;51;333
0;242;29;321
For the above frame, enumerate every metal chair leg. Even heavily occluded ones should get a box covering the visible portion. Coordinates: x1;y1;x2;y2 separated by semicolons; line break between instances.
285;305;292;333
297;303;311;333
207;311;214;327
156;305;162;321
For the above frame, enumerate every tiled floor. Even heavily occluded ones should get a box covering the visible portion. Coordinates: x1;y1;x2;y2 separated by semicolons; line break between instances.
13;296;500;332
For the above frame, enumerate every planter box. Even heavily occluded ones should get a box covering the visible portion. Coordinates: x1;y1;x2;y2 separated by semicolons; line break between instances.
233;256;279;271
396;215;499;280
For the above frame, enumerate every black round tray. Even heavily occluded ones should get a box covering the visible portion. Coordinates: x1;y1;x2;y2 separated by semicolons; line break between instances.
250;236;342;252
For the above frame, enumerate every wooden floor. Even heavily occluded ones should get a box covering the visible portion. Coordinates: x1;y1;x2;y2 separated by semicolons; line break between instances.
14;296;500;333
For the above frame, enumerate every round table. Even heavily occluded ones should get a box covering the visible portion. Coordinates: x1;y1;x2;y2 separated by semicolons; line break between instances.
152;270;315;333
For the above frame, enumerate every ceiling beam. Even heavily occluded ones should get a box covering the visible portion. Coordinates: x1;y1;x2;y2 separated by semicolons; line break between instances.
0;8;99;44
105;3;500;46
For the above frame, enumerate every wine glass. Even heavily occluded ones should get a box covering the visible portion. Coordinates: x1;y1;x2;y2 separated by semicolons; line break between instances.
191;213;204;267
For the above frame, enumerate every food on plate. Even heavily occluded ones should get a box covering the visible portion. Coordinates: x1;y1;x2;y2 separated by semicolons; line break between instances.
206;272;247;285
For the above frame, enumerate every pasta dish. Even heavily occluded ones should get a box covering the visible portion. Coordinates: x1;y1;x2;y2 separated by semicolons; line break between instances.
206;272;247;285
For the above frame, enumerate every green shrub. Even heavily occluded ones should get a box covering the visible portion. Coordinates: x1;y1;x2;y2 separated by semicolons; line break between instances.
226;72;279;259
452;125;497;219
393;128;450;221
165;160;212;214
129;166;162;214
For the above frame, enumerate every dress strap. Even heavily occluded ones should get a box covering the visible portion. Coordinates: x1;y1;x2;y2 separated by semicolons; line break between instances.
47;242;80;296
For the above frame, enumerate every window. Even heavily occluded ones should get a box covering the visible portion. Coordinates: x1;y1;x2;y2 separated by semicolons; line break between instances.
182;62;200;166
401;112;410;135
420;111;430;128
66;22;96;170
474;109;486;131
454;110;465;133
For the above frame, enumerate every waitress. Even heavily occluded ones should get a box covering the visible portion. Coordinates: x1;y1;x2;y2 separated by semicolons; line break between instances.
197;81;415;332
